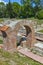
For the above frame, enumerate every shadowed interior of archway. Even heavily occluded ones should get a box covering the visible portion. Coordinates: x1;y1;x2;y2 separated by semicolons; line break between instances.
1;31;7;38
24;25;31;36
17;25;32;47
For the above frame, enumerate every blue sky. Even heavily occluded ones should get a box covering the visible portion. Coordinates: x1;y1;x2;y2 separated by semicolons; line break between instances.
0;0;20;4
4;0;20;3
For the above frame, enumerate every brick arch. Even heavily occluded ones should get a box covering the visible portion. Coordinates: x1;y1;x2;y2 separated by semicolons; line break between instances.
0;20;35;51
13;20;35;49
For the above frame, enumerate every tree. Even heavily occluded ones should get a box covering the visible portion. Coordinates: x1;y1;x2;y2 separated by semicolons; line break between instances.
32;0;42;17
0;2;5;18
0;0;43;19
36;9;43;19
6;0;13;18
20;0;33;18
32;0;40;5
12;2;20;18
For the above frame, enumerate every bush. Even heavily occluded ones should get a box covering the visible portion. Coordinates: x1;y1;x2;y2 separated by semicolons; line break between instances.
37;9;43;19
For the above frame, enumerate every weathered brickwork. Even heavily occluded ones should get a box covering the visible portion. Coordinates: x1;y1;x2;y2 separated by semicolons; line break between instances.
0;20;35;51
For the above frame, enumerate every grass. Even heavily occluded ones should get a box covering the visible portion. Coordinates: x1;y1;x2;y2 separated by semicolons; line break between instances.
0;40;3;44
0;18;43;25
0;37;3;44
38;30;43;33
0;49;43;65
37;19;43;25
0;18;4;23
28;18;43;25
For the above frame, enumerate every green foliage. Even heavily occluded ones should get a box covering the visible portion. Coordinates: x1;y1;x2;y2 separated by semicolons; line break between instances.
37;9;43;19
20;0;34;18
0;0;43;19
12;2;21;18
6;1;13;18
32;0;40;5
0;2;6;18
20;0;42;18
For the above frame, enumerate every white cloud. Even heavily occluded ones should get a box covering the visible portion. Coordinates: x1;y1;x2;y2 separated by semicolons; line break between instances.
0;0;7;4
0;0;2;2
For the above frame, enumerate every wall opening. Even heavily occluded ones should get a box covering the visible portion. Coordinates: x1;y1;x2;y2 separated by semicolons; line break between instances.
16;25;32;48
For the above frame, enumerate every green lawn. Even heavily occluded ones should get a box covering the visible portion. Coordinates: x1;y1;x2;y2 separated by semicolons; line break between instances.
0;18;4;23
0;18;43;25
38;30;43;33
0;49;43;65
0;40;3;44
28;18;43;25
0;37;3;44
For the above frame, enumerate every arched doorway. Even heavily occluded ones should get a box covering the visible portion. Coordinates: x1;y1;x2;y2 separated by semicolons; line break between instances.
16;25;32;48
13;20;35;49
16;26;26;46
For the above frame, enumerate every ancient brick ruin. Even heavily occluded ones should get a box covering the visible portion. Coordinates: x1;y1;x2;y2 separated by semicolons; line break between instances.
0;20;35;51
